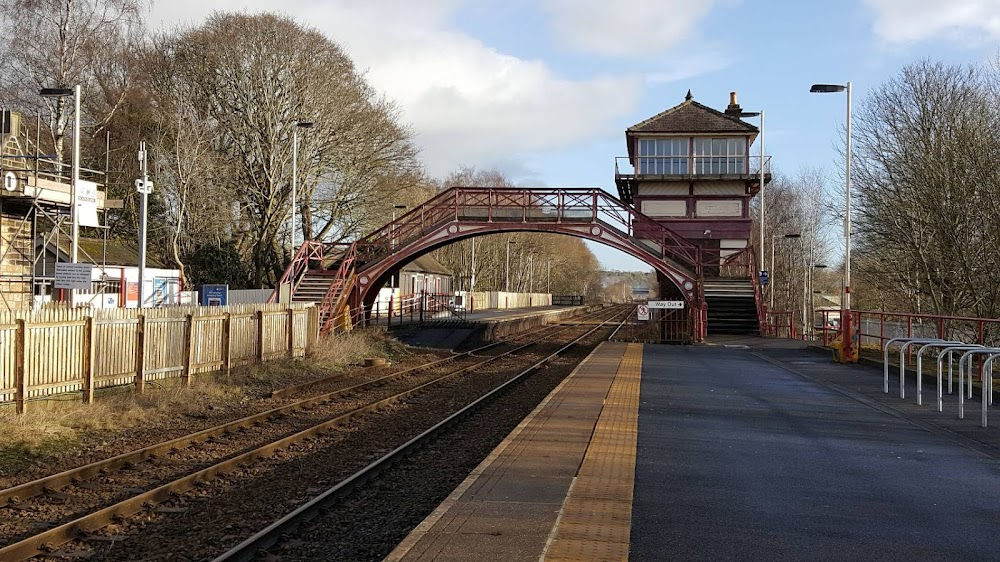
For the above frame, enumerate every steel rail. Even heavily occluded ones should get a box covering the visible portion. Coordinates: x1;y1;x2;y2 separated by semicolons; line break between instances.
0;308;607;507
211;308;629;562
0;307;623;561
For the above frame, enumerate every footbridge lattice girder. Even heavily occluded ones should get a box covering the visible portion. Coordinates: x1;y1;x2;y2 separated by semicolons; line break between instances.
354;220;697;305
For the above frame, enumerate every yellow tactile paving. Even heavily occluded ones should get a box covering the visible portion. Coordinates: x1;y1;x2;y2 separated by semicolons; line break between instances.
384;342;641;562
542;342;642;562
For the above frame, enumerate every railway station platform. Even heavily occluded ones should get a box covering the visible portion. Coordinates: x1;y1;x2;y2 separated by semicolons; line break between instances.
387;338;1000;561
388;305;592;348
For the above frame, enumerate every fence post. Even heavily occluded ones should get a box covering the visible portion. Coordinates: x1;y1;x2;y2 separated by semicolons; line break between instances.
256;310;265;363
15;319;26;414
287;308;295;358
222;312;232;377
181;314;194;387
134;315;146;394
82;317;94;404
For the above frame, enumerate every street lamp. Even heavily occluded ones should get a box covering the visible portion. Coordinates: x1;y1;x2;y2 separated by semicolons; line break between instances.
291;121;314;255
40;85;81;305
390;204;407;290
528;251;537;293
547;257;552;293
740;109;766;270
39;86;80;265
810;81;852;357
769;233;801;310
505;239;516;292
808;264;828;338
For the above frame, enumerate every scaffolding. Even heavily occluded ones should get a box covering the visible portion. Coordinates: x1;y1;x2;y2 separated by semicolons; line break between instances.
0;109;116;310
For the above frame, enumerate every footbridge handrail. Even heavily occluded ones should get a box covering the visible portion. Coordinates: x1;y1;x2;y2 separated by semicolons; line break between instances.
351;187;701;273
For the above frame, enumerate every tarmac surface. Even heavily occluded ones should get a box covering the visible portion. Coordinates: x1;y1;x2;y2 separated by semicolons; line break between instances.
631;340;1000;561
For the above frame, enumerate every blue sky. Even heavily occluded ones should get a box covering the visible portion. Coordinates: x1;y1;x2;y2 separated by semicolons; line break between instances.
151;0;1000;270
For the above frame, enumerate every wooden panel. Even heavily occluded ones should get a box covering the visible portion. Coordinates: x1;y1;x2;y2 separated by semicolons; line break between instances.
0;325;16;402
692;182;745;195
640;200;687;217
24;321;85;398
191;316;225;373
93;318;139;388
143;318;186;381
695;199;742;217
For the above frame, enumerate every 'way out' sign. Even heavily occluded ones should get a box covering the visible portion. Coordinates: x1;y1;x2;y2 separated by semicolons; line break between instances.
648;300;684;309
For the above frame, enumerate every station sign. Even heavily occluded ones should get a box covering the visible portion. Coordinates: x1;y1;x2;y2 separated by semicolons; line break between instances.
637;304;650;321
648;300;684;309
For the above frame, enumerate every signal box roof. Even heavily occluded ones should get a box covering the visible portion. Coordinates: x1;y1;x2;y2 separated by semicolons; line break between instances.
627;92;759;135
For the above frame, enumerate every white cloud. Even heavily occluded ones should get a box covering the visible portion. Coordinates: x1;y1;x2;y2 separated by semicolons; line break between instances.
541;0;718;57
864;0;1000;44
147;0;641;178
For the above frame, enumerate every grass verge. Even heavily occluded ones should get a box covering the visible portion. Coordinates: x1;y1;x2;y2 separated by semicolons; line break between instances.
0;326;411;477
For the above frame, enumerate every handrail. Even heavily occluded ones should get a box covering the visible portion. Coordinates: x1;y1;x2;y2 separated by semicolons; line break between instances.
614;155;771;177
354;187;700;274
318;243;357;334
268;241;324;304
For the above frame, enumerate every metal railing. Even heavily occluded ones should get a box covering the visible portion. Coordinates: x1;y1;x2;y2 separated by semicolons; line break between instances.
615;155;771;178
355;187;702;274
819;309;1000;350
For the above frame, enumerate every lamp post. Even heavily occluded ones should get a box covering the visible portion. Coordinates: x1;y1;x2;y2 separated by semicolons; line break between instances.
40;85;81;303
290;121;314;255
390;204;407;290
505;239;516;292
769;233;801;310
528;251;537;293
740;109;765;269
547;257;551;293
808;264;828;339
811;81;853;359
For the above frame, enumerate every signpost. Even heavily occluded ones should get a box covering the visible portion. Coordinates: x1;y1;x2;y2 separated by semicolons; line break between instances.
648;300;684;309
200;284;229;306
637;304;650;321
54;262;93;290
759;270;769;286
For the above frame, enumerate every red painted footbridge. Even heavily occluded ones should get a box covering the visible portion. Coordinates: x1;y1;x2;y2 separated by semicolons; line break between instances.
272;186;764;342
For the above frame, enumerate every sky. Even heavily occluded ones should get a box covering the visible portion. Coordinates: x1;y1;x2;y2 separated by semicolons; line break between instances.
150;0;1000;271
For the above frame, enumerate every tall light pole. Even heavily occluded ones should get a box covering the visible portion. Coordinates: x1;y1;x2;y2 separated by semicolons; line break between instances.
547;257;551;293
470;237;477;292
769;233;801;310
290;121;313;255
740;109;765;269
505;239;516;292
137;141;152;308
528;251;536;293
811;81;853;358
40;85;81;303
390;204;407;289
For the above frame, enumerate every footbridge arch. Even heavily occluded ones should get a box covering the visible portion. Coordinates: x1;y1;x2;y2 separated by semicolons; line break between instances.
352;187;702;304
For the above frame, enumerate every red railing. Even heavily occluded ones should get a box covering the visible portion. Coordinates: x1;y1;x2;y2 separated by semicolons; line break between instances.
318;242;358;334
268;241;325;303
818;309;1000;350
355;187;701;274
763;311;796;338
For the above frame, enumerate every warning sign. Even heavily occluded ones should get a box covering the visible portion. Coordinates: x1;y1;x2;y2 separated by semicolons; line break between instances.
637;304;650;321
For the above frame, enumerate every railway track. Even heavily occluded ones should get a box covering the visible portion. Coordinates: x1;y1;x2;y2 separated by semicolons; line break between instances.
0;305;624;561
212;306;630;562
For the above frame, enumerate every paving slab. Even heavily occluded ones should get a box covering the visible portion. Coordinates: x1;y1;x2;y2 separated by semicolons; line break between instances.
631;342;1000;561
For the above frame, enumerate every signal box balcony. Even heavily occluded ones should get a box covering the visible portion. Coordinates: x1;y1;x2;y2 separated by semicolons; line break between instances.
614;155;771;205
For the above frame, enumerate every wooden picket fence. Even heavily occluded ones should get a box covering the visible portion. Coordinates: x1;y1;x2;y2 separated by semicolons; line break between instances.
0;303;319;413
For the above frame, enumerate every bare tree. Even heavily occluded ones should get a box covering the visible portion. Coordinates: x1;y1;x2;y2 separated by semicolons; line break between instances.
852;60;1000;318
0;0;147;165
153;12;421;286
